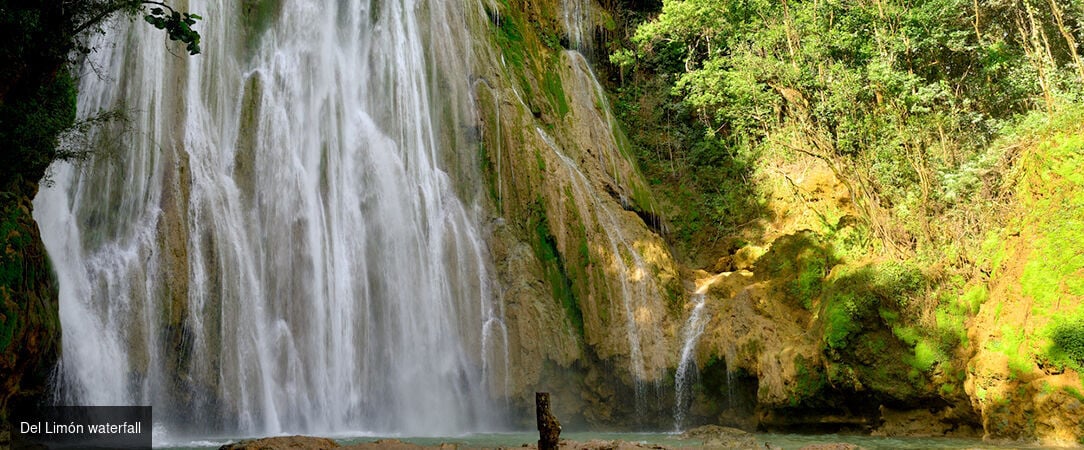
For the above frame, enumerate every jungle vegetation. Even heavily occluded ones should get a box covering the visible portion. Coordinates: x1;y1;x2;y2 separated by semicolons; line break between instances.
604;0;1084;399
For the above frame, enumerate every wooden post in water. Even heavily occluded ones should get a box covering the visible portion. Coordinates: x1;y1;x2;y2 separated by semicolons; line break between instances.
536;392;560;450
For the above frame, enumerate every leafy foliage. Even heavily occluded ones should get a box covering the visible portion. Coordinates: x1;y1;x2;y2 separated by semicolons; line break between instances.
819;262;925;351
1048;313;1084;372
614;0;1084;254
0;71;77;188
143;5;202;55
0;1;202;190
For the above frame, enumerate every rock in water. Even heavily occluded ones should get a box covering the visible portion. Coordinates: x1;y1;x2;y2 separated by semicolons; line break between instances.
678;424;757;448
219;435;340;450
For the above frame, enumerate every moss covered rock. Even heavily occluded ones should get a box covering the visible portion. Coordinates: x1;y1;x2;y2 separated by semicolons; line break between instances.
0;190;60;422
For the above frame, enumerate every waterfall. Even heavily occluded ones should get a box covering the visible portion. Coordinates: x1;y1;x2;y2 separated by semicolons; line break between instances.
535;127;664;413
562;0;593;52
673;292;709;431
34;0;506;439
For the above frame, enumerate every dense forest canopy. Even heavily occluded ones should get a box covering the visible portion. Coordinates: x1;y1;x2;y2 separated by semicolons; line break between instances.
592;0;1084;425
611;0;1083;255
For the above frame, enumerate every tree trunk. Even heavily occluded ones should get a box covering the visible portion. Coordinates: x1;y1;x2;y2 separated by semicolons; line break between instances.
536;392;561;450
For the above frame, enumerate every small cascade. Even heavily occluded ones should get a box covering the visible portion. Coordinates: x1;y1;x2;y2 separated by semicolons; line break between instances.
566;51;622;183
562;0;593;52
535;127;665;413
724;343;739;410
673;291;710;431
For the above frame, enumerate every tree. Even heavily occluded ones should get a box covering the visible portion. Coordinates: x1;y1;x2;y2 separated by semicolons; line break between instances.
625;0;1083;253
68;1;203;55
0;0;202;190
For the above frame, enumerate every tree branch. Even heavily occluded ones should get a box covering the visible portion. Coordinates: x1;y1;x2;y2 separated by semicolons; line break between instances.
71;1;180;37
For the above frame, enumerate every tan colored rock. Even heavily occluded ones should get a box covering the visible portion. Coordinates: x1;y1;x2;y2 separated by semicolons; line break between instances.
679;424;757;449
219;435;339;450
797;445;861;450
732;246;766;271
963;229;1084;443
873;405;979;437
473;8;682;416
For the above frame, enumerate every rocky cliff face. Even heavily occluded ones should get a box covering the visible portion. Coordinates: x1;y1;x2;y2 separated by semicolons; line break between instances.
471;0;683;427
0;187;61;426
960;121;1084;443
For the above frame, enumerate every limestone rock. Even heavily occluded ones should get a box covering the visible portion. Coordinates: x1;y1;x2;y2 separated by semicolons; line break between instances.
731;246;765;271
679;425;758;449
797;445;861;450
219;435;339;450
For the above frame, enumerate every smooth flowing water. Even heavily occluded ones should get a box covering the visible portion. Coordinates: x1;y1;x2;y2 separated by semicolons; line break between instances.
672;292;708;431
562;0;594;52
35;0;505;438
535;126;667;413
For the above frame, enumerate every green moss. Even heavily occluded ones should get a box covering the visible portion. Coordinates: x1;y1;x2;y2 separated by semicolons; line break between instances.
792;255;826;310
997;108;1084;376
960;284;988;315
988;326;1034;378
1046;311;1084;374
599;9;617;32
936;304;969;348
535;147;546;172
892;325;920;347
910;339;942;372
1064;386;1084;402
541;31;561;50
0;196;58;353
494;11;526;69
1012;112;1084;310
790;356;827;406
527;199;585;336
761;232;834;309
939;382;957;396
980;231;1009;277
1;205;32;267
542;67;569;118
879;307;899;323
823;295;860;350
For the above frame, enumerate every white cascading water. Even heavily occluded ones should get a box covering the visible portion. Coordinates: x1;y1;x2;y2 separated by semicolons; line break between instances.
562;0;593;52
535;126;664;412
34;0;507;439
673;292;709;431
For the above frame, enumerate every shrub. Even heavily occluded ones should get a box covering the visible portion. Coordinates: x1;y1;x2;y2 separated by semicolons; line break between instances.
1047;314;1084;373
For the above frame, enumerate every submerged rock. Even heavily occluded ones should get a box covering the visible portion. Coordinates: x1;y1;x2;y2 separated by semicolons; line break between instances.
219;435;340;450
678;424;758;448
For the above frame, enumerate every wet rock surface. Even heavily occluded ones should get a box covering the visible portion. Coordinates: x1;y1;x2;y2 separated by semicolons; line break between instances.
0;190;60;427
678;425;758;449
220;435;341;449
